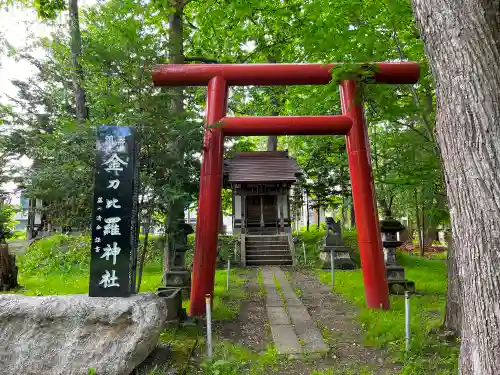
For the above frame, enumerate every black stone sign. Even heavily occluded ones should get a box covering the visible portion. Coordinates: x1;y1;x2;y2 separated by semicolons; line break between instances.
89;125;139;297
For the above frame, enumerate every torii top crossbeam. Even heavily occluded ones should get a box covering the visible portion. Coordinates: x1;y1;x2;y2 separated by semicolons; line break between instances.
152;62;419;86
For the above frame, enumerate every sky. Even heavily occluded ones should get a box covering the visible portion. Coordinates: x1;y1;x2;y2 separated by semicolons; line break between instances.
0;2;95;200
0;0;97;100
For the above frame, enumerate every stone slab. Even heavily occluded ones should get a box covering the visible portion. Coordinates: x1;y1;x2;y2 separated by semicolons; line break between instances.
270;324;302;355
288;305;313;324
267;306;291;326
294;320;329;353
288;306;329;353
273;270;303;306
266;292;283;307
282;292;303;307
261;267;278;287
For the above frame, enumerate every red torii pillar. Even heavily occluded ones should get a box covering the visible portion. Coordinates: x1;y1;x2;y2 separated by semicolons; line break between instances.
153;63;420;316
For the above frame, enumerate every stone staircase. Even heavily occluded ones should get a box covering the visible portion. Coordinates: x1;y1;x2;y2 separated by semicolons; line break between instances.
245;235;293;266
246;226;278;235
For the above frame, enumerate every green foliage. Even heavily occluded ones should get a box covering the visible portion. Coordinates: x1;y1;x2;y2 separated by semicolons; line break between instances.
2;0;203;231
17;234;90;275
0;203;18;235
331;63;379;84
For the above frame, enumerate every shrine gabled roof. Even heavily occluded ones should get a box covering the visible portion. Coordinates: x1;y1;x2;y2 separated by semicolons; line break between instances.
224;151;302;184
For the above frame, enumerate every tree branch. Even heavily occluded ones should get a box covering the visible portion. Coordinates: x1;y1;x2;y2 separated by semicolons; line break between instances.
390;23;434;141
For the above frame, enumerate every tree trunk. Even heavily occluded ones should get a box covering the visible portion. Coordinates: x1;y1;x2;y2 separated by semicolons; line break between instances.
137;208;152;293
420;206;426;255
0;241;18;291
26;198;34;240
163;0;186;278
415;191;424;256
444;232;461;336
412;2;500;374
306;192;310;232
68;0;87;124
163;221;170;274
267;57;279;151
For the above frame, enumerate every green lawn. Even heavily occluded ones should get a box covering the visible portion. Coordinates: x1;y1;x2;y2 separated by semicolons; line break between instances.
15;263;248;322
318;253;458;374
10;233;248;321
17;262;164;296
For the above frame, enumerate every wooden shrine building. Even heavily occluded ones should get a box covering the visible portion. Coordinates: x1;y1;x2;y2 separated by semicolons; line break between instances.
224;151;302;235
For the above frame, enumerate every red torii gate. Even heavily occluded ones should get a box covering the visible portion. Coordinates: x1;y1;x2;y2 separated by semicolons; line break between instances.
152;63;420;316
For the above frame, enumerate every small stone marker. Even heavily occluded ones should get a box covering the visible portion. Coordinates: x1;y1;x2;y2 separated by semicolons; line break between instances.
89;125;139;297
320;217;356;270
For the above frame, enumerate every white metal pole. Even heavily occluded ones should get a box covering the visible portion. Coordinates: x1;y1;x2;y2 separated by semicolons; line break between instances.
206;294;213;359
226;258;230;291
330;249;335;289
405;291;410;353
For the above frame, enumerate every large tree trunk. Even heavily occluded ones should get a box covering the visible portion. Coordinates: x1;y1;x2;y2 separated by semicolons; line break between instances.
163;0;186;276
68;0;87;124
267;57;279;152
412;2;500;374
444;232;461;336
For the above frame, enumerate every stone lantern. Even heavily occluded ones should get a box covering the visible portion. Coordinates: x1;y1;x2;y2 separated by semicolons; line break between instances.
162;221;193;299
380;210;415;294
158;218;193;326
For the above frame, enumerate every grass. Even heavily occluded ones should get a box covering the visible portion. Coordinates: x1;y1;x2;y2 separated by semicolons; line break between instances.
257;268;266;296
312;368;375;375
317;252;459;374
10;234;249;321
15;263;248;321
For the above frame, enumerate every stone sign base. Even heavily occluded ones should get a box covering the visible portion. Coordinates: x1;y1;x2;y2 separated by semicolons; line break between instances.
319;247;357;270
157;287;187;328
0;293;166;375
386;265;415;295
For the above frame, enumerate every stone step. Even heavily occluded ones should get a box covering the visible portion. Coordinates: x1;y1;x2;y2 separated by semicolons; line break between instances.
247;234;288;239
246;238;289;243
246;249;290;254
245;242;288;249
246;252;291;258
246;259;293;266
247;231;279;235
246;244;289;249
246;254;292;260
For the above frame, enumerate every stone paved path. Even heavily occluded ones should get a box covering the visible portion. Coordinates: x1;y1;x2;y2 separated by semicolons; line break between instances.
261;267;329;355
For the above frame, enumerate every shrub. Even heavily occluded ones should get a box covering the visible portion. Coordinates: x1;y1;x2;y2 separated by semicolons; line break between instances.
17;234;90;275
